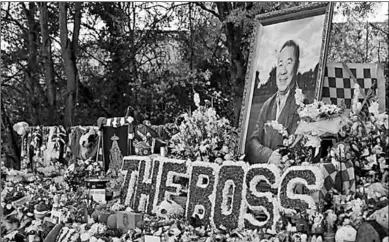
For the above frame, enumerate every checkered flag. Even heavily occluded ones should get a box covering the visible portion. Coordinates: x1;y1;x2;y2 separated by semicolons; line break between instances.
319;160;356;199
321;63;379;109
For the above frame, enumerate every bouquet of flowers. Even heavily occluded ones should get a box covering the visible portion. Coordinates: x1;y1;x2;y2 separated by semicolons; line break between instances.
1;182;28;215
106;169;126;195
1;162;9;178
293;90;346;151
265;88;347;169
64;158;104;190
36;162;66;178
169;92;239;163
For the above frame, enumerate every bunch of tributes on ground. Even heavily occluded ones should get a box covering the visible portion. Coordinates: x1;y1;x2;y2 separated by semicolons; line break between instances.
1;84;388;242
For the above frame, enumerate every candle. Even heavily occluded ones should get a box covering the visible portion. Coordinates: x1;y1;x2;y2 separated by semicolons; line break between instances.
161;147;166;157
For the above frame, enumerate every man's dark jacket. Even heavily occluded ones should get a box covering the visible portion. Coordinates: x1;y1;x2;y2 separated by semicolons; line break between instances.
245;87;301;164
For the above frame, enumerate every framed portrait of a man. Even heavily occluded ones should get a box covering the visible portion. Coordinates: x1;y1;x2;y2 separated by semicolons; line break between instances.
238;3;334;164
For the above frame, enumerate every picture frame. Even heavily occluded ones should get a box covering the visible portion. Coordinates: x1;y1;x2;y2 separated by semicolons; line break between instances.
238;3;334;159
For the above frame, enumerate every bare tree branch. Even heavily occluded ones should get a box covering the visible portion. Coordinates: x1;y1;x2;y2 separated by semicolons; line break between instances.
1;69;24;84
2;5;27;32
81;22;103;40
194;2;220;19
1;83;26;96
369;22;389;36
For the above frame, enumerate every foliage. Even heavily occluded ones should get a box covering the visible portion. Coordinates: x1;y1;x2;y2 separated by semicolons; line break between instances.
328;2;388;63
1;1;385;124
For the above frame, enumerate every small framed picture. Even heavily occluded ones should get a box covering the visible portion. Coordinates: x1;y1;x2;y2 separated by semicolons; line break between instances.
50;209;63;224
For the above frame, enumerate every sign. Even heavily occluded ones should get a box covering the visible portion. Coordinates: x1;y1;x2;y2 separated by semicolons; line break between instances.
89;189;106;204
85;178;109;204
121;156;325;231
116;211;144;232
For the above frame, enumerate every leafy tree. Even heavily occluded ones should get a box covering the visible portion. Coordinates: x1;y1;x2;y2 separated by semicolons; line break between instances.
192;2;306;126
75;2;193;124
328;2;388;63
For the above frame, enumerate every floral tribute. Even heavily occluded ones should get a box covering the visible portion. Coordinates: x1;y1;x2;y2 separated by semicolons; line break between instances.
265;87;348;170
169;92;239;163
64;157;105;191
336;84;388;180
2;83;389;242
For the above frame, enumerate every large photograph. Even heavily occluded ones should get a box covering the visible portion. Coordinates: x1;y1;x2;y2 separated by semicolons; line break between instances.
239;3;334;163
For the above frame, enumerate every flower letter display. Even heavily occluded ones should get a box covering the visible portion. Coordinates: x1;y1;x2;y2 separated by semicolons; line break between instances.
213;161;247;230
121;158;140;206
186;162;220;227
244;164;281;231
133;157;161;213
278;166;324;214
154;157;189;209
120;156;325;230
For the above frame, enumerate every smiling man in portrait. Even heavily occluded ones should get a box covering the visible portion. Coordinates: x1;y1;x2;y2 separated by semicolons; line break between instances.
246;40;307;165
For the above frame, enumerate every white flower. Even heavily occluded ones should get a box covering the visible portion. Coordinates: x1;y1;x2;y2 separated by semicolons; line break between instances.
88;224;100;235
89;237;98;242
68;164;75;172
266;120;288;137
298;103;319;120
192;111;203;122
203;69;212;81
365;121;375;134
199;144;207;153
377;113;388;129
4;231;18;240
206;108;217;119
352;102;362;115
194;92;201;108
178;143;185;151
352;84;362;114
182;113;189;121
368;101;380;117
366;154;377;167
294;88;305;107
221;145;229;154
80;233;90;242
304;135;321;156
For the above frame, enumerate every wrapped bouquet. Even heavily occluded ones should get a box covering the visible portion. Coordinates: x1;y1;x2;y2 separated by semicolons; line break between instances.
169;92;238;163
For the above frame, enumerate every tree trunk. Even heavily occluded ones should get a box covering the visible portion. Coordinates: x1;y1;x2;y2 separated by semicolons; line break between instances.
227;24;246;127
59;2;82;128
214;3;246;127
1;100;21;169
39;2;56;108
24;2;40;125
